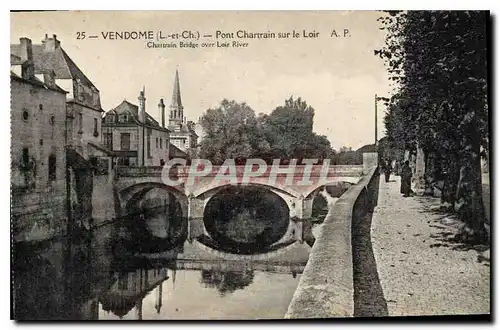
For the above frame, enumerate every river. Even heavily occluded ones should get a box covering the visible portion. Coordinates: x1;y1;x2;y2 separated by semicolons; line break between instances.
12;183;350;320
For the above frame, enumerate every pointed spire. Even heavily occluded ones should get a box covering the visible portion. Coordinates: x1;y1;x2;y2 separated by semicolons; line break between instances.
155;282;163;314
171;69;183;110
138;86;146;123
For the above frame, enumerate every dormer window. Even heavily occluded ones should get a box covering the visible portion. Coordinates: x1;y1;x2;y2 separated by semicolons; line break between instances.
91;87;99;107
76;80;84;101
106;114;115;123
119;114;129;123
93;118;99;137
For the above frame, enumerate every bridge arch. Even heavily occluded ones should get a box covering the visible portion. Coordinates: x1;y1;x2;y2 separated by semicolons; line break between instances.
303;177;360;199
201;184;292;253
119;182;189;217
194;182;298;216
192;180;301;200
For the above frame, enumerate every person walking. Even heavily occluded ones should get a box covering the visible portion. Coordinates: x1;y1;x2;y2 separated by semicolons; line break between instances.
401;160;412;197
383;159;392;183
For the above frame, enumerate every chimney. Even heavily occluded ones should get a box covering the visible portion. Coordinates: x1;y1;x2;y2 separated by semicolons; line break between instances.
42;34;60;52
19;37;34;79
138;87;146;123
43;70;56;89
159;99;166;127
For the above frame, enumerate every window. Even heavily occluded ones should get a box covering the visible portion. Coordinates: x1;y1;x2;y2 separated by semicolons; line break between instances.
22;110;29;121
92;91;99;107
22;148;29;165
39;139;43;146
89;156;98;167
106;114;115;123
93;118;99;137
104;133;113;150
77;81;84;101
156;137;158;148
39;104;43;110
147;135;152;158
119;114;129;123
50;115;55;126
160;138;162;149
118;157;130;167
78;113;83;134
118;276;128;290
120;133;131;150
48;154;56;181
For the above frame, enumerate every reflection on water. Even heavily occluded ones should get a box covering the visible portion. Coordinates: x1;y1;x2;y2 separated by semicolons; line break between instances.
204;186;290;252
98;267;302;320
12;212;309;320
200;269;254;296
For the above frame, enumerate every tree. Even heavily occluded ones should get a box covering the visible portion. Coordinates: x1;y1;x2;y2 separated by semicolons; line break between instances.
198;99;268;164
200;270;254;296
339;146;353;153
199;97;335;164
376;11;489;242
264;96;334;161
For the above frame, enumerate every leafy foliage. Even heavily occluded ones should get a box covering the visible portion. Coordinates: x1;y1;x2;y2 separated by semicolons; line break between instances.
376;10;489;242
199;97;335;164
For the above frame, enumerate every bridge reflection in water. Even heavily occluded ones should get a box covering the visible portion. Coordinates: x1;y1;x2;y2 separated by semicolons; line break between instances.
13;179;352;320
98;254;307;320
12;214;310;320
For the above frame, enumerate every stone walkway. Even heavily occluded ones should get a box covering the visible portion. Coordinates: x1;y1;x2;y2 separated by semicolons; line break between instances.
371;175;490;316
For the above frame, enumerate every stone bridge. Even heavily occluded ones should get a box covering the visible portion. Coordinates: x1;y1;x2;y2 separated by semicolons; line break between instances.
114;158;374;244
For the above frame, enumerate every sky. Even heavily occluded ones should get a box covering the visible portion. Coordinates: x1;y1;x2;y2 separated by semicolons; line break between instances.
10;10;392;150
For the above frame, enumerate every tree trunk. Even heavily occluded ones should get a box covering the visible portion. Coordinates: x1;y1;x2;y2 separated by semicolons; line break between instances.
423;150;435;196
457;143;487;243
414;145;426;195
440;154;459;210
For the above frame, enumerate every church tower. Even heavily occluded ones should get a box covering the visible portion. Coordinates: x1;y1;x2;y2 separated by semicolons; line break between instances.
167;68;198;152
138;86;146;166
169;69;183;127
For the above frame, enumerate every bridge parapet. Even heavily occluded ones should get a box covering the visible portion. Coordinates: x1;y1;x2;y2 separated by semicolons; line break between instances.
285;165;380;318
117;164;364;181
116;164;364;200
117;166;164;177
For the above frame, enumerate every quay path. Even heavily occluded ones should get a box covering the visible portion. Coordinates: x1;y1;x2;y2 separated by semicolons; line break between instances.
371;175;490;316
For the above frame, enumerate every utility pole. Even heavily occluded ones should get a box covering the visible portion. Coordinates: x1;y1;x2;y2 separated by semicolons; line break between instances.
375;93;378;150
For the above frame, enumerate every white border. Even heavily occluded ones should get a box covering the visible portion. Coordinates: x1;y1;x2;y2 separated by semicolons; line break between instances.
1;2;498;330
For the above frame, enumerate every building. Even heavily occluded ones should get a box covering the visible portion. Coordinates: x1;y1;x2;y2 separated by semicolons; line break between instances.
99;268;171;319
102;88;170;167
10;38;68;242
11;34;115;236
10;34;111;161
167;70;198;152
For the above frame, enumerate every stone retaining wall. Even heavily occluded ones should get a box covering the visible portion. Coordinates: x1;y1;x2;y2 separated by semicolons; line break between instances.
284;166;379;319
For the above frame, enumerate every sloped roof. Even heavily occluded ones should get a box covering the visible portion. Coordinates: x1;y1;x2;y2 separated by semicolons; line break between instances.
10;43;98;90
104;100;168;131
10;69;67;94
10;53;23;65
169;142;188;159
169;122;198;137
